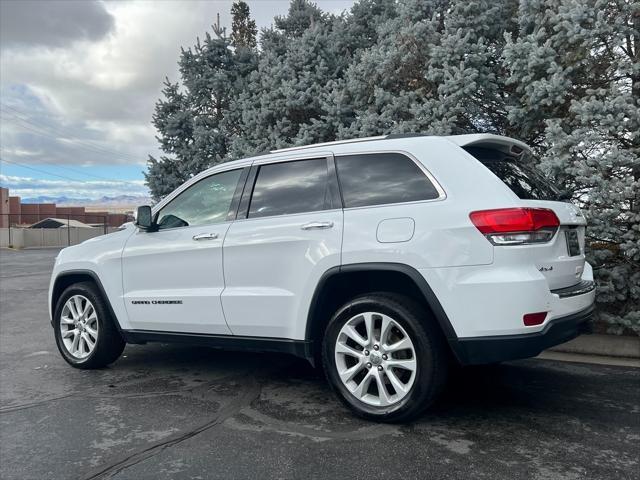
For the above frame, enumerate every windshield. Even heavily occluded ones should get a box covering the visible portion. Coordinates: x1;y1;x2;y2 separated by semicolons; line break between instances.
463;146;561;201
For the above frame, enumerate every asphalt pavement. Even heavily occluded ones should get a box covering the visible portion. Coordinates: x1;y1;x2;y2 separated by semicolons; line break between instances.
1;248;638;480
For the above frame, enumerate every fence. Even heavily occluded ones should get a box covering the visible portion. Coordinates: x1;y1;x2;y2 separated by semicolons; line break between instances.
0;213;132;248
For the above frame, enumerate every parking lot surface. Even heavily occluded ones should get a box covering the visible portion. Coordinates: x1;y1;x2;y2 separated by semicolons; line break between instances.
1;248;638;480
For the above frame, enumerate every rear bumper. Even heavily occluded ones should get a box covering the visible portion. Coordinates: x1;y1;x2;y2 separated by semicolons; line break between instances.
454;304;595;365
420;261;596;339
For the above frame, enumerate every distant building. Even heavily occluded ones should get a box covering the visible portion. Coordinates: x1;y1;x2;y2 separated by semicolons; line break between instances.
0;188;8;228
0;187;132;227
29;218;94;229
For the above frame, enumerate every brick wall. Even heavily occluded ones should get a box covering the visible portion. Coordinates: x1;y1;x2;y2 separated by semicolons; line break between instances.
19;203;38;225
107;213;129;227
38;204;56;221
8;196;21;225
0;188;8;228
55;207;86;222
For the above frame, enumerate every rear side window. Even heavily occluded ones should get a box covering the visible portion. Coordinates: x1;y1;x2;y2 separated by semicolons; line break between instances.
464;147;561;201
336;153;440;208
248;158;331;218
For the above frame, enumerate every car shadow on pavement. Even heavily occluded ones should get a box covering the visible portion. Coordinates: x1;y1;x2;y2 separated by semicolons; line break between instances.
113;343;637;427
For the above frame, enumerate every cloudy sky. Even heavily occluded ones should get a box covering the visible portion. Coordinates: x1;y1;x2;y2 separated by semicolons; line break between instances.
0;0;354;200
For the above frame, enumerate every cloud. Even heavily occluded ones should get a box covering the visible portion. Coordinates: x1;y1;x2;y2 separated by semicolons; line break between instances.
0;0;355;175
0;174;147;199
0;0;115;49
1;85;146;166
0;1;235;168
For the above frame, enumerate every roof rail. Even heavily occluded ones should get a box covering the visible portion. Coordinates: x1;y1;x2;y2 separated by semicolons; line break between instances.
384;133;426;139
269;135;387;154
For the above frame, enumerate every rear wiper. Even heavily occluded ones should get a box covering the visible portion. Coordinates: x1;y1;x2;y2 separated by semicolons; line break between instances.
557;189;573;201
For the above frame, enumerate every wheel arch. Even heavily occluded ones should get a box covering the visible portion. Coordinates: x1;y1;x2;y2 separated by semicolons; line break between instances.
305;263;462;362
51;270;124;333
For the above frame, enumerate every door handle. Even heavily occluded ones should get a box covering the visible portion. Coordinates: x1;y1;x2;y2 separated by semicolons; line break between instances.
301;221;334;230
192;233;219;241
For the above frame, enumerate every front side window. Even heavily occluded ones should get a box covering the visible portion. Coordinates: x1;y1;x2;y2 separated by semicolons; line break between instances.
336;153;441;208
248;158;331;218
156;169;242;229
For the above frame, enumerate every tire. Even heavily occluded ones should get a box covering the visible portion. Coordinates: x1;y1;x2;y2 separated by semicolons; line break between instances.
322;292;448;422
53;281;125;369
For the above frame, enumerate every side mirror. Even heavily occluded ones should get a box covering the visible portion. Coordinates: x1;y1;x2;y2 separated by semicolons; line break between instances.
135;205;155;231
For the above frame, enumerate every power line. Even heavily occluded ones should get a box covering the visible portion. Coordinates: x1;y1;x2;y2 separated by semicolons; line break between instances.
0;103;142;160
0;118;141;183
0;139;147;187
0;104;150;189
0;104;142;162
0;157;146;189
0;113;130;163
0;158;91;183
1;111;141;163
0;109;149;187
39;161;146;187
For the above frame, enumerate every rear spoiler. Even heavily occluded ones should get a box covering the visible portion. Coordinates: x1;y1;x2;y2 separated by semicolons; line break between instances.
446;134;531;158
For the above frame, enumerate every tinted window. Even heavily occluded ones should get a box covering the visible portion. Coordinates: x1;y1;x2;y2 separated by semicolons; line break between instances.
336;153;440;208
156;169;242;229
464;147;560;201
249;158;330;218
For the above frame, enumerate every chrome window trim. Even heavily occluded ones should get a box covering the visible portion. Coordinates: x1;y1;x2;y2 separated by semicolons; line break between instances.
151;148;446;218
137;218;234;234
151;161;252;215
251;150;334;166
231;207;343;224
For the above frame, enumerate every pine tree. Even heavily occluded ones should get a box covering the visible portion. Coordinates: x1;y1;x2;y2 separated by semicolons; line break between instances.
227;0;349;157
273;0;325;38
146;13;257;200
145;79;194;199
230;1;257;49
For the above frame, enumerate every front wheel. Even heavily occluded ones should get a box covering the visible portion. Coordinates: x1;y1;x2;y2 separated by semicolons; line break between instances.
53;282;125;369
322;293;448;422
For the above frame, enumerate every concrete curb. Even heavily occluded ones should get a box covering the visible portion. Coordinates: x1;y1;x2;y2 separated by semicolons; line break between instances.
538;351;640;368
550;334;640;359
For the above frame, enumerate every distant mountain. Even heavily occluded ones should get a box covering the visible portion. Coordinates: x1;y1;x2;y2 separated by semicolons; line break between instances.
21;195;151;207
21;196;89;204
92;195;152;207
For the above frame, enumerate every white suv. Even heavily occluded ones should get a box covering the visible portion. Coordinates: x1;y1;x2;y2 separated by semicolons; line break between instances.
48;134;595;421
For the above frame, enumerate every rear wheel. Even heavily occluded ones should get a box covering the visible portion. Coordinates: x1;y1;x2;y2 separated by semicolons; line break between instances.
54;282;125;369
322;293;448;422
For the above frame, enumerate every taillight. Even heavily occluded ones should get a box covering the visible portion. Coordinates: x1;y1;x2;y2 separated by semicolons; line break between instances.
469;208;560;245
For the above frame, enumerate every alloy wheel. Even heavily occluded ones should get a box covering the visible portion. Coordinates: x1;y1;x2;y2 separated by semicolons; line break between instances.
334;311;417;407
59;295;99;359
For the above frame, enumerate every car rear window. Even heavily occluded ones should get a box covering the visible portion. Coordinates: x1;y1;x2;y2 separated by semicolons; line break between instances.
336;153;441;208
464;146;561;201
